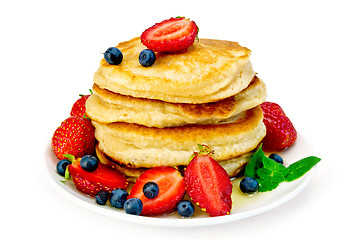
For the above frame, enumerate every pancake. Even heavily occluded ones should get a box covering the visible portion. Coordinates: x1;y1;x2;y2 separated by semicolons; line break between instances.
96;145;147;182
93;37;255;104
92;106;265;168
86;76;267;128
95;144;253;182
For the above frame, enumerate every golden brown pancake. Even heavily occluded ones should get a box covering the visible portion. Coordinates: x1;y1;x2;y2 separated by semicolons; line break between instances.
93;38;255;104
95;144;254;182
86;76;267;127
89;37;266;181
92;106;265;169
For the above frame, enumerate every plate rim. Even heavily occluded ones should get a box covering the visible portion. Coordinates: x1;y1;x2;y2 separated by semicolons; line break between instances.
44;133;317;227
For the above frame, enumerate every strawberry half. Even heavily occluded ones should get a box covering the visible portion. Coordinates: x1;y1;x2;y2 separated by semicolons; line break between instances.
184;145;232;217
68;160;128;196
51;116;96;159
260;101;297;151
70;90;92;118
141;17;198;53
128;167;186;216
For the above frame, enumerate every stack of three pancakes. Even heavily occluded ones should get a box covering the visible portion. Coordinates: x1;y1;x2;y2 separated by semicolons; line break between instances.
86;37;267;181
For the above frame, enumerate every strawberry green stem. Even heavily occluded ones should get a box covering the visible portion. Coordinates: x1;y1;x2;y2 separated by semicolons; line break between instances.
63;154;75;163
79;89;93;97
197;144;212;156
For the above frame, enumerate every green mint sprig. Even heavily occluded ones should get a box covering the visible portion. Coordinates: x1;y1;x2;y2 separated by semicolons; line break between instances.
244;145;321;192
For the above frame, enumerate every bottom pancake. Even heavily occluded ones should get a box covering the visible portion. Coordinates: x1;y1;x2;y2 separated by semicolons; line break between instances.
95;144;254;182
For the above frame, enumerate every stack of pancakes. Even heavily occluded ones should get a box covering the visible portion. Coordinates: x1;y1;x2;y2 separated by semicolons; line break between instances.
86;37;267;181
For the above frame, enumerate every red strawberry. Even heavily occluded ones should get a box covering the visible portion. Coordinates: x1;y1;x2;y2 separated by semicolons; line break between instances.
51;116;96;159
184;145;232;217
68;160;128;196
70;90;92;118
128;167;186;216
141;17;198;53
260;101;297;151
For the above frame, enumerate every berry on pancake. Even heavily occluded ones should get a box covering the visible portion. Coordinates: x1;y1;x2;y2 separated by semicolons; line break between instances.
141;17;198;53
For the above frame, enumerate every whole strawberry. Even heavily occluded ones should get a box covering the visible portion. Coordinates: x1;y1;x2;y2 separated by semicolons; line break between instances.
70;90;92;118
52;116;96;159
260;101;297;151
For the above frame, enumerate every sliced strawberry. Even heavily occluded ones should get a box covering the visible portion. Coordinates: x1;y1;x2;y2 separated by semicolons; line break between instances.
128;167;185;216
184;146;232;217
260;101;297;151
68;160;128;196
141;17;198;53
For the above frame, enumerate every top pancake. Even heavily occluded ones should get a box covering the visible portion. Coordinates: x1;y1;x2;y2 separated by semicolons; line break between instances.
93;37;255;104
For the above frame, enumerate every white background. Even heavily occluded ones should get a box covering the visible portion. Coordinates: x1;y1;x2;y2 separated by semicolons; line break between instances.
1;0;359;239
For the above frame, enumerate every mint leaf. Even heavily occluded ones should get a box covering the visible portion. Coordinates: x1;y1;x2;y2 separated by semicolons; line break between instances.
244;145;321;193
251;150;289;183
262;156;289;177
257;168;285;183
285;156;321;182
244;145;265;178
258;179;279;192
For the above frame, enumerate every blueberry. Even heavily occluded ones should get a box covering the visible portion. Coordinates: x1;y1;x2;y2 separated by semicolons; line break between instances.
240;177;259;194
269;153;284;164
143;182;159;199
56;159;71;176
109;188;129;208
80;155;99;172
177;200;195;218
95;191;109;205
139;49;156;67
104;47;123;65
124;198;143;215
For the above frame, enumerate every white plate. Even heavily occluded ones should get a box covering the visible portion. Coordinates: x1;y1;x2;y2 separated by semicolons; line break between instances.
45;133;317;227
